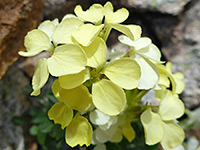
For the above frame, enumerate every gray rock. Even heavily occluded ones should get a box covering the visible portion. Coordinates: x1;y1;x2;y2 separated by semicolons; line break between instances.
43;0;90;20
121;0;191;15
0;63;29;149
152;0;200;108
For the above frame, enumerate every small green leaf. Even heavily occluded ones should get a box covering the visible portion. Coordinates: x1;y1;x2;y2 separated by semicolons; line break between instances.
46;95;59;103
33;113;49;124
30;125;39;135
39;121;54;133
37;130;47;146
50;124;64;140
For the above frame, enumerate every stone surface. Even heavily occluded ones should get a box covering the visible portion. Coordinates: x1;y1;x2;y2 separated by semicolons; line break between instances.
0;61;30;149
0;0;44;79
150;0;200;108
121;0;190;15
43;0;90;20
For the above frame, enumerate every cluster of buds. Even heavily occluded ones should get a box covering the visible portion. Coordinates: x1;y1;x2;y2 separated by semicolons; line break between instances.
19;2;185;150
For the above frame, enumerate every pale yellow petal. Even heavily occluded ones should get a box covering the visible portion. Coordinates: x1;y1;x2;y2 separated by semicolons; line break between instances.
157;63;184;94
19;29;53;57
52;18;83;46
94;144;106;150
118;36;151;51
155;86;166;101
134;55;159;90
159;90;185;121
82;37;107;69
104;2;129;24
52;18;59;26
173;72;185;94
72;24;104;46
51;79;62;101
92;79;126;116
110;128;123;143
122;121;136;142
141;44;161;62
59;85;92;112
140;109;164;145
31;58;49;96
74;4;104;24
103;58;141;90
48;102;73;129
47;44;87;76
58;69;89;90
94;126;117;143
161;121;185;150
166;62;185;94
166;62;173;73
89;109;110;125
158;72;170;88
65;114;92;147
110;24;142;41
62;14;79;21
38;20;57;40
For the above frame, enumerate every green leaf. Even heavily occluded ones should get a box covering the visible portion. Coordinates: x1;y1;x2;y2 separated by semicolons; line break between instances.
39;121;54;133
30;125;39;135
37;130;47;146
46;95;59;103
50;124;64;140
12;116;29;125
33;113;49;124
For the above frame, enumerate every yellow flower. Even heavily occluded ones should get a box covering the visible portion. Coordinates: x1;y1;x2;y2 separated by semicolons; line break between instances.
157;62;185;94
119;36;162;90
65;114;93;147
91;112;135;145
92;57;141;116
140;90;185;149
58;37;106;90
72;2;141;46
103;2;141;41
48;80;93;147
18;19;87;96
55;36;141;116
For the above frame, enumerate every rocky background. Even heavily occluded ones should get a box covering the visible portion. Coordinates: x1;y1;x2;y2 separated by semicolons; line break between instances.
0;0;200;149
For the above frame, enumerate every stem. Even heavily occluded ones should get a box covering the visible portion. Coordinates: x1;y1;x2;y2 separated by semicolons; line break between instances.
134;90;149;103
103;25;112;42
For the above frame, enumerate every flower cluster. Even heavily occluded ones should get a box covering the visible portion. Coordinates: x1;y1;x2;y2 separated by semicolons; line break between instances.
19;2;185;149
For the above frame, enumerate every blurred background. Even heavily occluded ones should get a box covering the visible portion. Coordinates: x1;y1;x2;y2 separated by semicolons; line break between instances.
0;0;200;149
